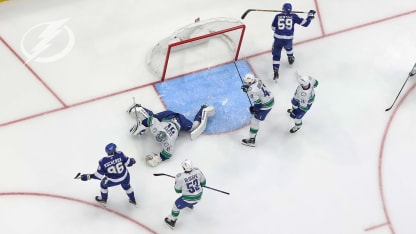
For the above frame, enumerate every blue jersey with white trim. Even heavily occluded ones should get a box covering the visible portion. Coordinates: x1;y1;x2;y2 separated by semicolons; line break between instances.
143;110;194;132
94;151;134;182
271;13;312;39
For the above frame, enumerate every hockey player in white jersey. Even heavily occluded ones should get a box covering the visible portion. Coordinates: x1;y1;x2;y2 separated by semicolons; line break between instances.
127;103;214;167
287;75;318;133
241;73;275;147
165;159;206;229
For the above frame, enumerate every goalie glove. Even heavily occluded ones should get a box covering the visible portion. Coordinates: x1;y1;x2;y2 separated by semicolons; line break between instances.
145;153;162;167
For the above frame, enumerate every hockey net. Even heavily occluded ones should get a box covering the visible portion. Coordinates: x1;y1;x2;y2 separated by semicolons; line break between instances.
146;17;246;81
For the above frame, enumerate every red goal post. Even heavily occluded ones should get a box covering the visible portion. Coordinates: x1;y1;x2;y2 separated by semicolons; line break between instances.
146;18;246;81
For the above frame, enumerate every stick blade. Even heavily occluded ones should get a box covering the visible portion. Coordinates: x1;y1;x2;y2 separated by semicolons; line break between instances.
74;172;81;179
241;9;254;19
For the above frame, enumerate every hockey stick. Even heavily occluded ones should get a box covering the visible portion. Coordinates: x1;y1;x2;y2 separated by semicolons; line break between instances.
233;61;253;107
132;97;139;125
74;172;81;179
129;97;142;134
385;62;416;111
241;9;307;19
153;173;230;195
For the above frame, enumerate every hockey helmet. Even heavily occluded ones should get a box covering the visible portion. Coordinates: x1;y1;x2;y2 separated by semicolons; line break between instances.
298;75;311;86
105;143;117;155
182;159;193;172
243;73;257;86
282;3;292;13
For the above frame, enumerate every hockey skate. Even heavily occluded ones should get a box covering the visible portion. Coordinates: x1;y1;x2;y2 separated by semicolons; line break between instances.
164;217;177;229
289;126;300;133
288;56;295;65
129;199;137;206
273;70;279;82
241;137;256;147
95;196;107;207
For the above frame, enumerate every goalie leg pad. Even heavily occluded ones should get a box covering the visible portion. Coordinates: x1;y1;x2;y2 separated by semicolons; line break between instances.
203;105;215;117
190;105;215;140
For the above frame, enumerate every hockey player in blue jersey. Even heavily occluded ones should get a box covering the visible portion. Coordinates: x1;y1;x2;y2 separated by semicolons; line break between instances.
79;143;137;206
271;3;316;81
127;103;215;167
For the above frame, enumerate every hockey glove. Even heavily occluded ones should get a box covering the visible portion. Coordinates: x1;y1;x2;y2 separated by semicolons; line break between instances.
293;108;306;119
308;10;316;19
129;158;136;165
81;174;93;181
250;104;262;114
288;109;296;119
241;85;250;93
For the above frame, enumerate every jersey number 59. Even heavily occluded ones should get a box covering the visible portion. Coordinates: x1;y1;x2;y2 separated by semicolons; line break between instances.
278;18;293;30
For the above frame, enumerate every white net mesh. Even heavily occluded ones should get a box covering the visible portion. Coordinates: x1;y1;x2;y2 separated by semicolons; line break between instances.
146;17;245;80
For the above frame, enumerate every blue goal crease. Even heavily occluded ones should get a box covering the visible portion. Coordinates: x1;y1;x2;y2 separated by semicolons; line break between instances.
155;60;253;134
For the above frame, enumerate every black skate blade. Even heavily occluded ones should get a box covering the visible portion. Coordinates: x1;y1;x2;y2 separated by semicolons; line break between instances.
164;219;175;230
241;142;255;147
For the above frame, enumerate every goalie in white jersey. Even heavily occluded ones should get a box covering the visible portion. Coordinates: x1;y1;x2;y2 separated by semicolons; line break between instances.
127;103;214;167
165;159;206;229
241;73;275;147
287;75;318;133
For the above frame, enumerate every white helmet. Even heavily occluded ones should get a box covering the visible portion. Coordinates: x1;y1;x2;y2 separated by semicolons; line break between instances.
298;75;310;86
182;159;193;172
243;73;257;86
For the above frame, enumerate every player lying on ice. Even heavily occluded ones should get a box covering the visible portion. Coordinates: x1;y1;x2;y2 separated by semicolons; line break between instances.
127;102;215;167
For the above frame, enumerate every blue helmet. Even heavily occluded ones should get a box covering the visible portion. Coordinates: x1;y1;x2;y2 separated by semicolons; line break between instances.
282;3;292;13
105;143;117;155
